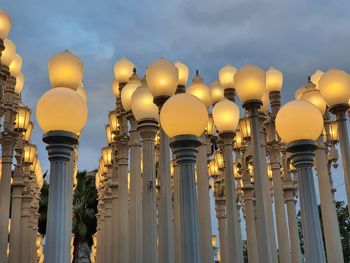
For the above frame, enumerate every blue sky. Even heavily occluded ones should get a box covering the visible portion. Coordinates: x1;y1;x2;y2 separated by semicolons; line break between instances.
2;0;350;242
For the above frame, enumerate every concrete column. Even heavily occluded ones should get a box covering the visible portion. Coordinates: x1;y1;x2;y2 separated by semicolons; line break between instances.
288;140;326;263
42;131;77;263
244;102;276;262
104;190;112;263
268;144;291;263
196;134;214;263
138;120;158;263
110;142;119;262
332;108;350;214
213;176;228;263
170;135;200;263
241;175;258;263
173;162;181;263
220;133;243;263
128;115;143;263
314;136;344;262
8;138;25;263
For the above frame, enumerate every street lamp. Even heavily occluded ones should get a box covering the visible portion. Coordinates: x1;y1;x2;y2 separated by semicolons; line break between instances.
212;98;243;263
187;71;211;108
161;93;208;263
210;80;224;105
276;100;326;262
319;69;350;213
111;79;120;97
24;122;33;143
114;57;134;84
14;106;31;133
299;81;327;115
294;84;306;100
36;50;87;263
48;50;83;90
0;10;11;43
131;85;159;263
9;53;22;78
146;58;178;263
310;69;324;89
219;64;237;101
175;60;189;93
234;64;277;262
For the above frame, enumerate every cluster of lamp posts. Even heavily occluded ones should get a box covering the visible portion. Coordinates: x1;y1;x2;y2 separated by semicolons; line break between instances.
1;8;350;263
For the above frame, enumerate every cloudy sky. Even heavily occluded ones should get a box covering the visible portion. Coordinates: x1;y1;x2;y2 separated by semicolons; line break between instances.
2;1;349;205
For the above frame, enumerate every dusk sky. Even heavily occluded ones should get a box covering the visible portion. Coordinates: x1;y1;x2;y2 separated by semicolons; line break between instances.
2;0;349;212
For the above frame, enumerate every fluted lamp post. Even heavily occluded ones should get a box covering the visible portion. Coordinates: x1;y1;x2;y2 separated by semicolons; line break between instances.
234;64;277;262
131;85;159;263
36;50;87;263
160;93;208;263
212;98;243;263
186;71;214;263
146;58;178;263
276;100;326;263
319;69;350;214
0;37;17;261
298;81;344;262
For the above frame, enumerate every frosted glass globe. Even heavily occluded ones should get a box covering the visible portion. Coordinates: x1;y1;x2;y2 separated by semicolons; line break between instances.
234;64;266;104
160;93;208;138
186;73;212;108
146;58;178;98
175;61;189;86
260;90;270;113
294;85;306;100
210;80;224;104
121;75;141;112
276;100;323;144
114;57;134;83
76;84;87;102
319;69;350;107
212;99;240;133
48;50;83;90
219;64;237;90
310;69;324;89
1;39;16;66
266;67;283;93
14;72;24;94
0;10;11;40
300;86;326;115
131;86;159;121
9;53;22;77
112;79;119;97
36;87;88;134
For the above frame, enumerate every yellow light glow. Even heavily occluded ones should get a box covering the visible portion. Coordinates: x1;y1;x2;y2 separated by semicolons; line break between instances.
160;93;208;138
266;67;283;93
0;10;11;40
146;58;178;98
276;100;323;144
112;79;120;97
319;69;350;107
76;83;87;102
260;90;270;113
114;58;134;83
1;39;16;66
212;235;217;247
121;74;141;112
212;99;240;133
328;121;339;142
234;64;266;103
24;122;33;142
24;144;36;164
209;80;224;104
175;61;189;86
208;160;219;177
108;110;119;133
14;106;31;132
294;85;306;100
186;73;212;108
105;125;114;145
234;129;243;149
48;50;83;90
239;117;251;139
9;53;22;77
205;114;215;136
15;72;24;94
267;164;273;179
214;152;224;169
300;86;327;115
131;85;159;122
36;87;88;134
102;146;113;167
310;69;324;89
219;64;237;90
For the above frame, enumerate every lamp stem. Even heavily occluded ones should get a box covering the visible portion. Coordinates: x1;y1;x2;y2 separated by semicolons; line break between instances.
42;131;77;263
103;182;112;263
334;110;350;214
288;140;326;263
110;141;119;262
196;134;214;263
220;133;243;263
170;135;201;263
214;175;229;263
244;102;277;263
314;136;344;262
138;120;158;263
